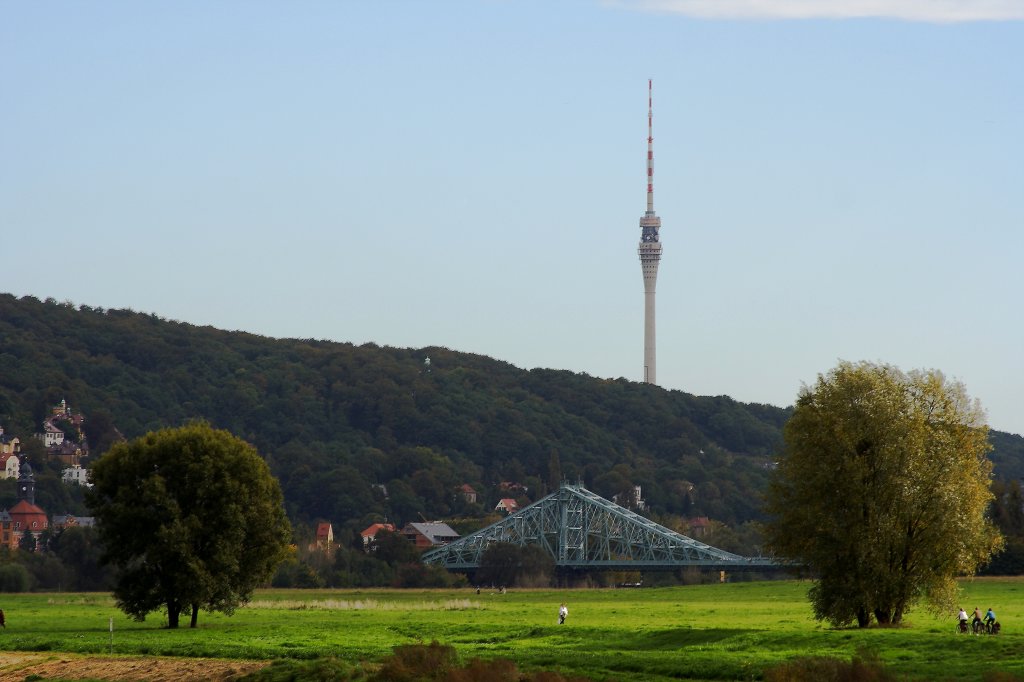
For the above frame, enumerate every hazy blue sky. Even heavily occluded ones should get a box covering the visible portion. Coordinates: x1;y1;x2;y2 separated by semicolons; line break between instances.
3;2;1022;435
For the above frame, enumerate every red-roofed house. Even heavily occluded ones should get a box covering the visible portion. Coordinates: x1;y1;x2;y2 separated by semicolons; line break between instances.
6;499;48;550
687;516;712;538
361;522;396;549
458;484;478;504
495;498;519;514
311;522;334;552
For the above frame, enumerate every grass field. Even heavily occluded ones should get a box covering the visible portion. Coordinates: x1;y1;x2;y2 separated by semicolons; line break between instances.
0;578;1021;680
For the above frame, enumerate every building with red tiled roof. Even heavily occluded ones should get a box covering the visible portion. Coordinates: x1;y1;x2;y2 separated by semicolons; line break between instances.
5;499;48;550
495;498;519;514
687;516;712;538
360;522;396;548
0;456;49;550
457;484;478;504
311;522;334;552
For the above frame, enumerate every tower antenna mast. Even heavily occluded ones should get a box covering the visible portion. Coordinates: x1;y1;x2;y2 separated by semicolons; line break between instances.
647;78;655;215
637;79;663;385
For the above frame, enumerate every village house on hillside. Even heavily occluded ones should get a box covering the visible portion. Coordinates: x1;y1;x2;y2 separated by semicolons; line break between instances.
0;427;20;457
52;514;95;530
0;458;49;550
62;463;91;487
457;484;477;504
400;522;459;549
360;522;396;550
0;452;20;480
495;498;519;514
687;516;712;538
35;399;88;459
309;522;334;552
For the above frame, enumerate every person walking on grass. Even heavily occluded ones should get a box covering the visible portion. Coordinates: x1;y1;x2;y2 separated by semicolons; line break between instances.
558;603;568;625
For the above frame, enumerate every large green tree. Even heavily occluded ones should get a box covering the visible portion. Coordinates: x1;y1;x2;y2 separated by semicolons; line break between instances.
764;361;1002;628
87;423;291;628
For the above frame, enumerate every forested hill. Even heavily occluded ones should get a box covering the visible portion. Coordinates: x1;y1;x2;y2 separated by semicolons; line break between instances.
2;293;1022;541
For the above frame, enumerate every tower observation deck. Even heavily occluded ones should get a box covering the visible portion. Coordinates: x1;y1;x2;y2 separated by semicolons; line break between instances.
638;79;662;384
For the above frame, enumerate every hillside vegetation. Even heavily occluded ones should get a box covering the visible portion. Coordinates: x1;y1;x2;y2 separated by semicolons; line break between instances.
2;293;1022;553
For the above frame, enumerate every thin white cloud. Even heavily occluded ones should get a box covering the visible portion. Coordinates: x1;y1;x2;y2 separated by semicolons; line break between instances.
613;0;1024;22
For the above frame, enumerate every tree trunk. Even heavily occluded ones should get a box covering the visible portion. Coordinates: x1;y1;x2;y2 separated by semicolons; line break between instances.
874;608;892;625
167;601;181;629
856;606;870;628
190;603;199;628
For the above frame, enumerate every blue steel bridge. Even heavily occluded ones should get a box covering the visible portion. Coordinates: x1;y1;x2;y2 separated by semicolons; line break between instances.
421;483;779;573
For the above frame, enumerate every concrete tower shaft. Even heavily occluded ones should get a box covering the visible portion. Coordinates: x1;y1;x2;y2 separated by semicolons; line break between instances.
638;79;662;385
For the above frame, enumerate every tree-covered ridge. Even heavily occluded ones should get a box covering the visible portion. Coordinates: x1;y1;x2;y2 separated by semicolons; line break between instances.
1;293;1020;550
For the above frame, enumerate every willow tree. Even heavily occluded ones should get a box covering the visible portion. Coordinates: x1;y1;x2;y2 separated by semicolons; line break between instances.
87;423;291;628
764;361;1002;628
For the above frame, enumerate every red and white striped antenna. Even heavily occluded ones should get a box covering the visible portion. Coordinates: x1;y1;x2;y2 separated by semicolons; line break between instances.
646;78;654;215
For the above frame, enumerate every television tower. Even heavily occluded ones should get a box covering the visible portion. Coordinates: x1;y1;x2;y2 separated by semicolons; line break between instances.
638;79;662;385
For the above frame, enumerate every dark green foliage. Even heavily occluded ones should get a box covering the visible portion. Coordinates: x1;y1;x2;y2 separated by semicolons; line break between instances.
81;408;122;457
3;292;1023;587
48;526;111;590
983;479;1024;576
272;560;325;588
0;293;792;535
371;530;421;567
989;432;1024;481
0;562;31;592
87;423;291;627
17;532;36;552
476;542;556;588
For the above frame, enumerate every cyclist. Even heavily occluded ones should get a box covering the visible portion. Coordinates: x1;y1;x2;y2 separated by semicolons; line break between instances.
972;607;984;633
985;608;997;632
958;607;969;632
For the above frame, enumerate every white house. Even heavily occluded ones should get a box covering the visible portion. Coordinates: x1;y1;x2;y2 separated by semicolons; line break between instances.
0;454;19;480
38;422;65;447
61;464;92;487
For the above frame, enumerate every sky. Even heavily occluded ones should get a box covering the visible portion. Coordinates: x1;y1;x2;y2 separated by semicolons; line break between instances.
2;1;1022;435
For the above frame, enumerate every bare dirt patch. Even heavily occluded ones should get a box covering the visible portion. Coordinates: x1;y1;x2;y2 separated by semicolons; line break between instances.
0;652;271;681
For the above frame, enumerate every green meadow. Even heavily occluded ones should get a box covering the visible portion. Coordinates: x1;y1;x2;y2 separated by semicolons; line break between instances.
0;578;1021;680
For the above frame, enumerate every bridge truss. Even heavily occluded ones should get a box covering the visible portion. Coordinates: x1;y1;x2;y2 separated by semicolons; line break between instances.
421;483;777;572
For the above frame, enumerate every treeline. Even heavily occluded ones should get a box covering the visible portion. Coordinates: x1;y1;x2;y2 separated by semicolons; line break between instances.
2;292;1024;577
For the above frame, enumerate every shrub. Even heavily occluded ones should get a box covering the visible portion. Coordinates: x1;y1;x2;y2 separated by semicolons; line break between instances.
764;647;896;682
0;562;32;592
373;641;457;681
371;645;594;682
